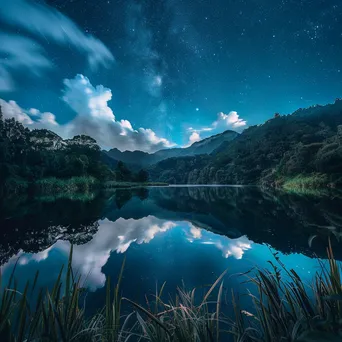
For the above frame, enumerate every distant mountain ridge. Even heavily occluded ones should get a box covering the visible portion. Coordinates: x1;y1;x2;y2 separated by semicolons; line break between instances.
104;129;239;167
148;99;342;187
29;129;99;151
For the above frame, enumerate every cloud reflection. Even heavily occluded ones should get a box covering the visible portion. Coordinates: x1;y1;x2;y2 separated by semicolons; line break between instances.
186;223;252;259
3;216;253;290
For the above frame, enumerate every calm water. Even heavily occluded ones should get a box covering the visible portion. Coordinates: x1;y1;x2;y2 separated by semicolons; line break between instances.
1;186;342;315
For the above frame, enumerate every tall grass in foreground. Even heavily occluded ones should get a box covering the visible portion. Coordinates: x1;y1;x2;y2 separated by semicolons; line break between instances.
231;242;342;342
1;243;342;341
0;246;135;342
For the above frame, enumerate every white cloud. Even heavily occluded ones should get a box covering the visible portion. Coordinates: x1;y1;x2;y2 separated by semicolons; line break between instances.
0;0;113;91
200;235;252;259
119;120;133;130
213;237;252;259
61;75;175;152
0;99;34;124
187;132;201;146
2;217;253;291
0;99;58;130
0;74;175;153
0;0;114;70
185;224;252;259
189;224;202;239
213;112;247;129
62;75;115;122
39;112;59;126
0;34;52;92
8;217;176;290
187;111;247;146
18;246;52;265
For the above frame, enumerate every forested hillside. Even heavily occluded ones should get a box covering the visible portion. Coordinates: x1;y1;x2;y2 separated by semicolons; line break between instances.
0;107;148;195
2;98;342;193
149;99;342;188
105;130;238;167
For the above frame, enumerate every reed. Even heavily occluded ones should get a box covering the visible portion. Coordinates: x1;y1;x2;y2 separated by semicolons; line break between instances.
230;242;342;341
1;243;342;341
0;247;134;342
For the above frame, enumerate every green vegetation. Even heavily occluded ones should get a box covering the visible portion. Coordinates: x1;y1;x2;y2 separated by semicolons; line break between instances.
105;130;239;167
282;173;329;191
34;176;99;193
149;100;342;190
1;244;342;341
2;99;342;193
34;191;98;202
2;177;29;194
0;107;152;196
232;243;342;341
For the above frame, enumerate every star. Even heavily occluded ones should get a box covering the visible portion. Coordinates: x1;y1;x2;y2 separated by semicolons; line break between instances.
153;76;163;87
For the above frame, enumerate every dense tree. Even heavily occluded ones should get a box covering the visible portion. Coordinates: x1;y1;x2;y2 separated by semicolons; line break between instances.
136;169;149;182
0;106;116;194
149;99;342;187
115;161;132;181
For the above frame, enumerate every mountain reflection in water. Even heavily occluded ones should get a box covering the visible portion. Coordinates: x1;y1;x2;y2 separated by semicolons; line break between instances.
1;186;342;302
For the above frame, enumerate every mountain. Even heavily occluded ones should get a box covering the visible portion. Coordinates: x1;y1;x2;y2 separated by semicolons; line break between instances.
3;186;342;265
0;110;116;194
148;99;342;187
30;129;65;150
103;148;151;167
0;107;157;194
104;129;239;167
29;129;100;151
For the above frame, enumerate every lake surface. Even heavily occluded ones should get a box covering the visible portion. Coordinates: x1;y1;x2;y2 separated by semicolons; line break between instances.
1;185;342;316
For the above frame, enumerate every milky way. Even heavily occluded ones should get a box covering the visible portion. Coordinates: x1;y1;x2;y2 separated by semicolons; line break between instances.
0;0;341;147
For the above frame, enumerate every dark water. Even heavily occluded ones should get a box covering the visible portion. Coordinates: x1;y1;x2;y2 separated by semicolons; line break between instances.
1;186;342;315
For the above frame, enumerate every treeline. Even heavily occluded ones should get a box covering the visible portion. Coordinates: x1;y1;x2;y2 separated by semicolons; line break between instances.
114;161;149;182
0;106;149;195
149;99;342;188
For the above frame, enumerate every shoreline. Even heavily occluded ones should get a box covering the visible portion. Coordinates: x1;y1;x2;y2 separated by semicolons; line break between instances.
3;174;341;197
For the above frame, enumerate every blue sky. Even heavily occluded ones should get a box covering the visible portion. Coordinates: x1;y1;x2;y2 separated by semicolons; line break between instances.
0;0;342;151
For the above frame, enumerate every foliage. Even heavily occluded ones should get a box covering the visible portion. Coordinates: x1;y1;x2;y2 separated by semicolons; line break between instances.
0;246;135;342
0;246;225;342
1;245;342;341
0;106;151;195
149;100;342;188
231;242;342;341
136;169;149;183
115;161;133;182
34;176;99;193
105;130;238;168
282;173;329;191
108;162;151;184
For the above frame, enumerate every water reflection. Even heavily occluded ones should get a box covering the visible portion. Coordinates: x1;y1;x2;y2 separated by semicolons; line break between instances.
1;186;342;293
3;214;253;291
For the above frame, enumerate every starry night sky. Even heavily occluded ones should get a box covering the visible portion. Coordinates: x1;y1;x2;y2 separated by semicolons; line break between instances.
0;0;342;149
